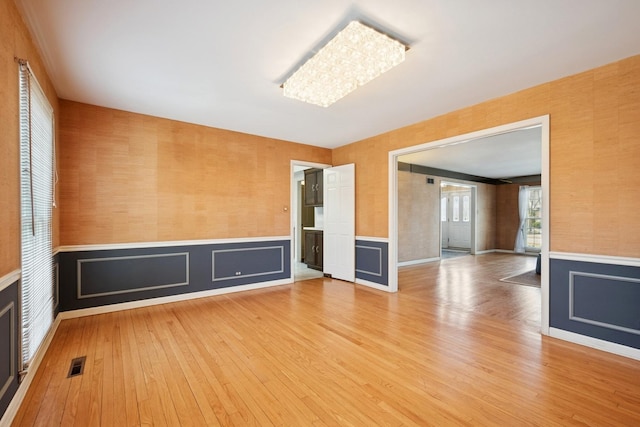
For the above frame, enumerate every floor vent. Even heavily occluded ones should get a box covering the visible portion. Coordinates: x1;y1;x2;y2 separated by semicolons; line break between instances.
67;356;86;378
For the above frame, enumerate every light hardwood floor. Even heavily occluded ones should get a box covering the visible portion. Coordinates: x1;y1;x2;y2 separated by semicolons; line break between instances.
12;253;640;426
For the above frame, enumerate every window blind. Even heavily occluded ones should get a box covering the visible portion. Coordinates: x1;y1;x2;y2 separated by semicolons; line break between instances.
19;62;54;370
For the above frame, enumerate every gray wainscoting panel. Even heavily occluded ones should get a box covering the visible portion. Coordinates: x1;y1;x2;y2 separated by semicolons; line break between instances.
0;280;18;419
570;272;640;335
550;258;640;349
53;254;59;317
59;240;291;312
78;252;189;298
212;246;284;281
355;240;388;286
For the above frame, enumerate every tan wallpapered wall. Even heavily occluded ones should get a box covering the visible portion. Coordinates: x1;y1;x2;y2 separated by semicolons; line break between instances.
1;0;60;277
333;55;640;258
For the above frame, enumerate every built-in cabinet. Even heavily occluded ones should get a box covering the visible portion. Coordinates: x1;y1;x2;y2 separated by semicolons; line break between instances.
304;230;323;270
304;168;323;206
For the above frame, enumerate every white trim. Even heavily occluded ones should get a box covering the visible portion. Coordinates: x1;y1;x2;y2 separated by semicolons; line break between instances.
549;327;640;361
477;249;500;255
397;257;440;267
355;236;389;243
52;247;60;256
491;249;539;257
540;115;550;335
355;278;393;293
494;249;514;254
388;115;550;333
0;270;20;294
1;316;61;427
59;278;293;320
550;251;640;268
57;236;291;253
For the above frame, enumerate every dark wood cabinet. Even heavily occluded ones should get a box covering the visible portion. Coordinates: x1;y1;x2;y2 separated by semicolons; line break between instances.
304;230;323;270
304;168;323;206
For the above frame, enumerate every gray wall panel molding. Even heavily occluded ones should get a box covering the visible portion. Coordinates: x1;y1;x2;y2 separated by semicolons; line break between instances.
355;240;388;286
355;245;382;277
212;245;284;282
0;280;18;419
53;261;59;312
0;302;16;402
550;258;640;350
569;271;640;335
58;240;291;312
77;252;190;299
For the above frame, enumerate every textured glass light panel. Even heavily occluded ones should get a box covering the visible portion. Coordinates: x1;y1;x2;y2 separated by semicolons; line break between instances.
283;21;406;107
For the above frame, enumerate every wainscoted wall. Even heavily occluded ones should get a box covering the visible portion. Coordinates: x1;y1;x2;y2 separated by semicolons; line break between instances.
355;239;388;287
550;254;640;350
333;55;640;260
59;239;290;312
58;101;332;246
0;277;19;419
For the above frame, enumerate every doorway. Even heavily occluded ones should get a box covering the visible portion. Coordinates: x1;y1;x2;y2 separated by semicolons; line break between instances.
441;182;473;257
388;116;550;334
291;162;327;281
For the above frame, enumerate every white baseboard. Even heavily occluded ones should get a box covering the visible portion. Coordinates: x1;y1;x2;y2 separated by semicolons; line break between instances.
355;278;392;292
475;249;498;255
549;327;640;361
397;257;440;267
1;316;62;427
59;278;293;320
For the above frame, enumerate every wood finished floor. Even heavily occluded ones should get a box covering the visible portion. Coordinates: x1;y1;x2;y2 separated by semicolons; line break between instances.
12;253;640;426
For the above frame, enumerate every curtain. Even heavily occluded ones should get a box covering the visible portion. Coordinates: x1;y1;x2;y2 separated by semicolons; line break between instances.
514;185;529;253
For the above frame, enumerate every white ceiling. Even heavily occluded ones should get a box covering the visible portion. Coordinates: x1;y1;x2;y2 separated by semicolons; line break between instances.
398;126;542;179
16;0;640;149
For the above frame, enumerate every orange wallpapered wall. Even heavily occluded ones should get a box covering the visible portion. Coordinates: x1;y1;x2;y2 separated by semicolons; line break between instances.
0;0;59;277
333;54;640;258
59;101;332;245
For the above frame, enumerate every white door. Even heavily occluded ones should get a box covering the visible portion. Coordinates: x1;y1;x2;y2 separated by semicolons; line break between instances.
447;190;471;249
323;164;355;282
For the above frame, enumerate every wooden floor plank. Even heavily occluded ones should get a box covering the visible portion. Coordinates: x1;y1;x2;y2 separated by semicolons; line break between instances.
11;253;640;426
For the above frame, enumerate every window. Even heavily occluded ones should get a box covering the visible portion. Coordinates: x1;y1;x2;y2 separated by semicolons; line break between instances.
452;196;460;222
19;61;55;370
441;197;447;222
525;187;542;250
462;195;470;222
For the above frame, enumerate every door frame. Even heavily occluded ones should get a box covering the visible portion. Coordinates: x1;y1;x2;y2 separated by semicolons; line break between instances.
290;160;331;281
440;182;476;255
388;115;550;335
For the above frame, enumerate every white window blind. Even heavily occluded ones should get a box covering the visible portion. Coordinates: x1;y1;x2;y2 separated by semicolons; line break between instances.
19;61;54;369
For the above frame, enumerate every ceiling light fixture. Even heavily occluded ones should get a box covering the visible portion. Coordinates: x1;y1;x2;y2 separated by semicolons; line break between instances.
282;21;408;108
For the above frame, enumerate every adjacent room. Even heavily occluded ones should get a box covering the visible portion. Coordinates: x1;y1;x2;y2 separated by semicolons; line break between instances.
2;0;640;425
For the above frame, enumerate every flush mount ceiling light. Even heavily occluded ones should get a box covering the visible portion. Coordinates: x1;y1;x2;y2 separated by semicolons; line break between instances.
282;21;408;107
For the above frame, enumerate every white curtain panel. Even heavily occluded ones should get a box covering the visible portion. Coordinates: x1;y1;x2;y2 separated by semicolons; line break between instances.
514;185;529;253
